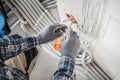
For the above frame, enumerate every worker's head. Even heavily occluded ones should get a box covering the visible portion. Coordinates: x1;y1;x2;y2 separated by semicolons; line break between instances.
0;12;5;37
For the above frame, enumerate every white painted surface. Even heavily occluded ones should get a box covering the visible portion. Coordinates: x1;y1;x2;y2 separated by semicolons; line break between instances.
105;0;120;22
92;0;120;79
113;73;120;80
57;0;120;79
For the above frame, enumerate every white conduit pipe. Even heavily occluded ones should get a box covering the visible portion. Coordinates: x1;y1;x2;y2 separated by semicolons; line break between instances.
14;0;39;33
75;65;96;80
88;0;95;35
31;0;50;24
20;0;45;31
86;2;91;35
87;64;105;80
81;0;85;30
89;0;94;35
76;40;100;79
12;1;55;57
38;16;47;26
11;0;38;33
81;0;101;36
79;51;96;80
80;51;99;80
23;0;54;51
23;0;40;22
27;0;41;17
35;22;43;32
10;0;34;26
77;49;106;79
46;4;57;9
31;0;53;24
90;63;107;80
27;0;49;25
44;0;56;6
84;0;89;34
92;0;102;34
77;0;105;79
19;0;37;22
42;0;54;5
23;0;43;31
83;0;87;32
35;0;56;22
88;0;94;35
90;1;96;34
91;0;100;34
88;68;100;80
35;15;47;26
91;63;112;80
11;0;35;30
34;0;54;24
4;0;27;31
4;0;26;24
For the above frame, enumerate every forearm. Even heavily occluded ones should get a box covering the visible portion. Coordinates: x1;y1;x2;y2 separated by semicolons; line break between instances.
0;34;40;61
51;56;75;80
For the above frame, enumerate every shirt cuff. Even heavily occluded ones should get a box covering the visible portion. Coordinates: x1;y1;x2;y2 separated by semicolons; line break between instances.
60;56;75;64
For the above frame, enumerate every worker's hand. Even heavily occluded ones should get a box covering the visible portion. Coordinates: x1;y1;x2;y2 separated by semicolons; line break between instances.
38;23;67;44
61;29;80;60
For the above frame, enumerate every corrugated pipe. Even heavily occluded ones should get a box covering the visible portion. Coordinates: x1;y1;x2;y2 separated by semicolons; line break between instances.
43;0;56;6
42;0;54;5
46;4;57;9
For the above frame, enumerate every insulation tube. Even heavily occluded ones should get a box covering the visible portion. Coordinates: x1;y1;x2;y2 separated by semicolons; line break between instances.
91;63;112;80
23;0;43;31
75;65;96;80
46;4;57;9
11;0;38;32
35;0;56;22
42;0;53;5
31;0;53;24
4;0;26;24
19;0;37;22
87;64;105;80
44;0;56;6
27;0;50;25
10;0;34;26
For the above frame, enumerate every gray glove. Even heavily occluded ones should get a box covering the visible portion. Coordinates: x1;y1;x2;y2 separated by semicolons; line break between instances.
38;23;67;44
61;29;80;60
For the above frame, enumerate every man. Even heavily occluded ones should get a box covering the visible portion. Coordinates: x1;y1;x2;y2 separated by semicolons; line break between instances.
0;2;39;75
0;22;80;80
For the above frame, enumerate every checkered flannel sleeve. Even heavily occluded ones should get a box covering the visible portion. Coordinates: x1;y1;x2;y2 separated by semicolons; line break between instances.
0;34;40;61
51;56;75;80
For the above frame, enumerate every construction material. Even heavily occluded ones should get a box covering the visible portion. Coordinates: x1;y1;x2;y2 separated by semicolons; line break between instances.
9;0;56;33
4;0;27;30
8;0;61;58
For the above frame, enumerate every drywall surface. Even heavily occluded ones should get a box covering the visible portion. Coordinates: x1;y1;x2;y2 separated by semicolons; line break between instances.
92;0;120;79
57;0;120;79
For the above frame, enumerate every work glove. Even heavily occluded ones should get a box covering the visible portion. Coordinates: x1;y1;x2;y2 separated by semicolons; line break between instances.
61;29;80;60
38;23;67;44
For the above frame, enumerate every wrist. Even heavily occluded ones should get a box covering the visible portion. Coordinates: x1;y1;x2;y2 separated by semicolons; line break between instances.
36;34;43;44
61;56;75;63
61;51;76;60
62;54;75;61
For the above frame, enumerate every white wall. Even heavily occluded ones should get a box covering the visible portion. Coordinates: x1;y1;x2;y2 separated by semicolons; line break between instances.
57;0;120;79
92;0;120;79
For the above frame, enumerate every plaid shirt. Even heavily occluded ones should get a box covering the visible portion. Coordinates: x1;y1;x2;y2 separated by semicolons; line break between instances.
0;34;75;80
